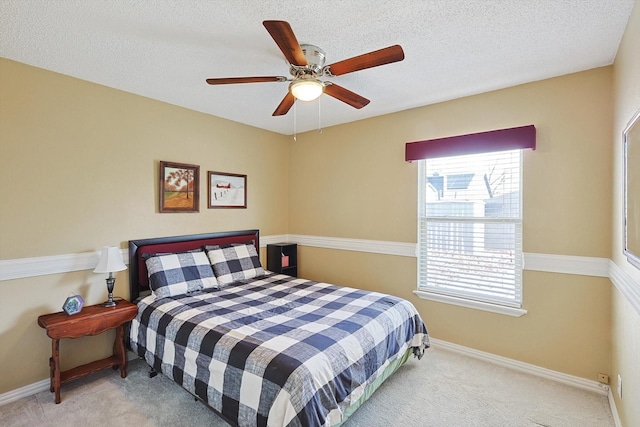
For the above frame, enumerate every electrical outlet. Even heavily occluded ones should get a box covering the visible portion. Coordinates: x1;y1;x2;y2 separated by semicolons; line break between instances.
617;374;622;399
597;373;609;384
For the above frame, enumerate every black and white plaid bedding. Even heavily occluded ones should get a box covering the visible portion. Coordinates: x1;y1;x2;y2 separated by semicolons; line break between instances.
205;242;265;286
129;273;429;427
145;251;218;297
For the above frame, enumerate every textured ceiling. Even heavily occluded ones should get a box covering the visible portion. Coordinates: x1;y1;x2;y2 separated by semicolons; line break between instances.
1;0;635;135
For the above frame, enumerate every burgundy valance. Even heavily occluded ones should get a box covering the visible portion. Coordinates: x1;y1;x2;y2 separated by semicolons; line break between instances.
405;124;536;162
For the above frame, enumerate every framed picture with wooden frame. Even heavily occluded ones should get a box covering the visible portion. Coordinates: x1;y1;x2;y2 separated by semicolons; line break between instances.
208;171;247;209
159;161;199;213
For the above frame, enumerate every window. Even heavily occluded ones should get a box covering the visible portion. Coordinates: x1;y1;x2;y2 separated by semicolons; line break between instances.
406;125;535;315
417;150;523;309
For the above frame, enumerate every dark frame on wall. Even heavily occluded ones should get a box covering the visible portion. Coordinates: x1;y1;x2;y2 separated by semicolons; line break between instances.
159;161;200;213
624;109;640;269
207;171;247;209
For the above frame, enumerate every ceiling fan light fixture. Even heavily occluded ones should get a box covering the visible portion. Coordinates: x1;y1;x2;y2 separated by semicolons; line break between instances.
290;79;323;101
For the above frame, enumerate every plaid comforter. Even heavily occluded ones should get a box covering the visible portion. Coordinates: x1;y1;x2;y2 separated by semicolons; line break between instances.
129;273;429;427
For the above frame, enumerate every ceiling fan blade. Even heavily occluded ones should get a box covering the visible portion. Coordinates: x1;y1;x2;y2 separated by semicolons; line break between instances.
273;92;296;116
326;45;405;76
323;83;370;109
263;20;307;66
206;76;286;85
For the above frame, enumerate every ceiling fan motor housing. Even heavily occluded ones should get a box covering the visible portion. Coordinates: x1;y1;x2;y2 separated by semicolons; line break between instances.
290;44;326;76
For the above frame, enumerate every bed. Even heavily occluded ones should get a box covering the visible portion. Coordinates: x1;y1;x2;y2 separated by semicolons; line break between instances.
127;229;429;427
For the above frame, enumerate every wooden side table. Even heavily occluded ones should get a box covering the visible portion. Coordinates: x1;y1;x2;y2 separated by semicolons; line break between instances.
37;300;138;403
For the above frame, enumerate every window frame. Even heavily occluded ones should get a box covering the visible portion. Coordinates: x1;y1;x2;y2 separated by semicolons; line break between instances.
414;151;527;317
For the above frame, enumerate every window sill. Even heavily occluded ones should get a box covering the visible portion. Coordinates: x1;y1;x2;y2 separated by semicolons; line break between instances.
413;290;528;317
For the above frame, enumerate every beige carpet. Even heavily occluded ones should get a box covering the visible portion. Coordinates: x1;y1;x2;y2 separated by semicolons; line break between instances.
1;347;614;427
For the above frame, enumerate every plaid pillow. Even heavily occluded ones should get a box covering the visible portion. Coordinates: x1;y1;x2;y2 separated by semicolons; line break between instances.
205;242;265;286
145;251;218;298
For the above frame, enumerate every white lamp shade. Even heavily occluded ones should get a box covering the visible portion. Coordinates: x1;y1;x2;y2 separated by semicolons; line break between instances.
290;79;323;101
93;246;127;273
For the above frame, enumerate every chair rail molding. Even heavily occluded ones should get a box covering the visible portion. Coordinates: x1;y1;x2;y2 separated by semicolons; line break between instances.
609;260;640;317
2;234;638;317
0;251;116;281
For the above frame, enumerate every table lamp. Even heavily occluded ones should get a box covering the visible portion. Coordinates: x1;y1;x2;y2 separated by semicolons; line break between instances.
94;246;127;307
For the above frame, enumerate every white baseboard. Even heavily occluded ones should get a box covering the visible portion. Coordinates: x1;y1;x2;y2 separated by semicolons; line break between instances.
429;338;610;396
0;379;49;406
1;339;620;421
0;351;140;406
429;338;623;425
608;389;623;427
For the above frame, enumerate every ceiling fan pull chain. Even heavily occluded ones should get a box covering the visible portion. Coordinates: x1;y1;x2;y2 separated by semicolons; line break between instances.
318;97;323;134
293;102;297;142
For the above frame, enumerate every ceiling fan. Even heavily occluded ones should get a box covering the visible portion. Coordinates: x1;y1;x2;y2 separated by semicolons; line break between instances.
206;20;405;116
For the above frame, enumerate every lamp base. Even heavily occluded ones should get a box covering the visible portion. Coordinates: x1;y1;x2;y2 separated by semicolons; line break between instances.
103;275;117;307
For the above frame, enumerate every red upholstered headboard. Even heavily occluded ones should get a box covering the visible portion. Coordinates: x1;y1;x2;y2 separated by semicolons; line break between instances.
128;230;260;302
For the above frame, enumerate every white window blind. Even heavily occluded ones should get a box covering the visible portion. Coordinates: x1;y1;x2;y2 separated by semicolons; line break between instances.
417;149;523;308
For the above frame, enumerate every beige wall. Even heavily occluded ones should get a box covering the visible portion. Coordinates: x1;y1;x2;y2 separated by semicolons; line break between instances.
0;58;289;393
2;11;638;422
611;1;640;426
289;67;614;380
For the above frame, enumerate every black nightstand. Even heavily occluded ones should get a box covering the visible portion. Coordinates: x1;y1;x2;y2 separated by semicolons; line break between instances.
267;243;297;277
